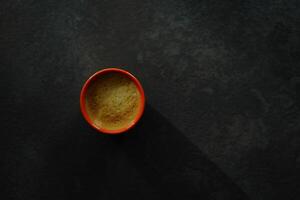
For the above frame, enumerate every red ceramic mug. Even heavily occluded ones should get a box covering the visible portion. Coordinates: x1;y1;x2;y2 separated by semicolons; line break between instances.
80;68;145;134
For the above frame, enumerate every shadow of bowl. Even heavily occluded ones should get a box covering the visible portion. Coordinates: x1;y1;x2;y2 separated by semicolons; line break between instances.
111;104;249;200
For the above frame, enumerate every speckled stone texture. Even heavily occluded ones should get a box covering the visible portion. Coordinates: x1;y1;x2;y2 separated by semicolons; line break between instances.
1;0;299;200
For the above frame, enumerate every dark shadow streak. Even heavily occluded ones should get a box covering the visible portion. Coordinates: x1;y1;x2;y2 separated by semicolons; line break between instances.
111;104;249;200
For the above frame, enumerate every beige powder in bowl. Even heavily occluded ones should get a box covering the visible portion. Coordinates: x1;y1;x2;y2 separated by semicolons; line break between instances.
85;72;141;131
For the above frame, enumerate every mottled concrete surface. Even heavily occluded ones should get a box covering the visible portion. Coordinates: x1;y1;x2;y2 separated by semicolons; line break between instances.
1;0;300;199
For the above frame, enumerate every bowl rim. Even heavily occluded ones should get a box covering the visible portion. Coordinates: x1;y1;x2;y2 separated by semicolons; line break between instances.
80;68;145;134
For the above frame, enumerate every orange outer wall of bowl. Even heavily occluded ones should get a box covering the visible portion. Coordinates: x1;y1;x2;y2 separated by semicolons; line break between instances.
80;68;146;134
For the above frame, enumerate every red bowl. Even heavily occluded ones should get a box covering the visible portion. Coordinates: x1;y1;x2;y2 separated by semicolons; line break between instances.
80;68;145;134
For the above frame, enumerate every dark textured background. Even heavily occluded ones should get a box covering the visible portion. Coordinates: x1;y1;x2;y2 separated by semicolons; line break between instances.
1;0;300;199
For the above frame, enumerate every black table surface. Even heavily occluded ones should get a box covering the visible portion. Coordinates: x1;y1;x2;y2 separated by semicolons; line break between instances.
1;0;300;199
